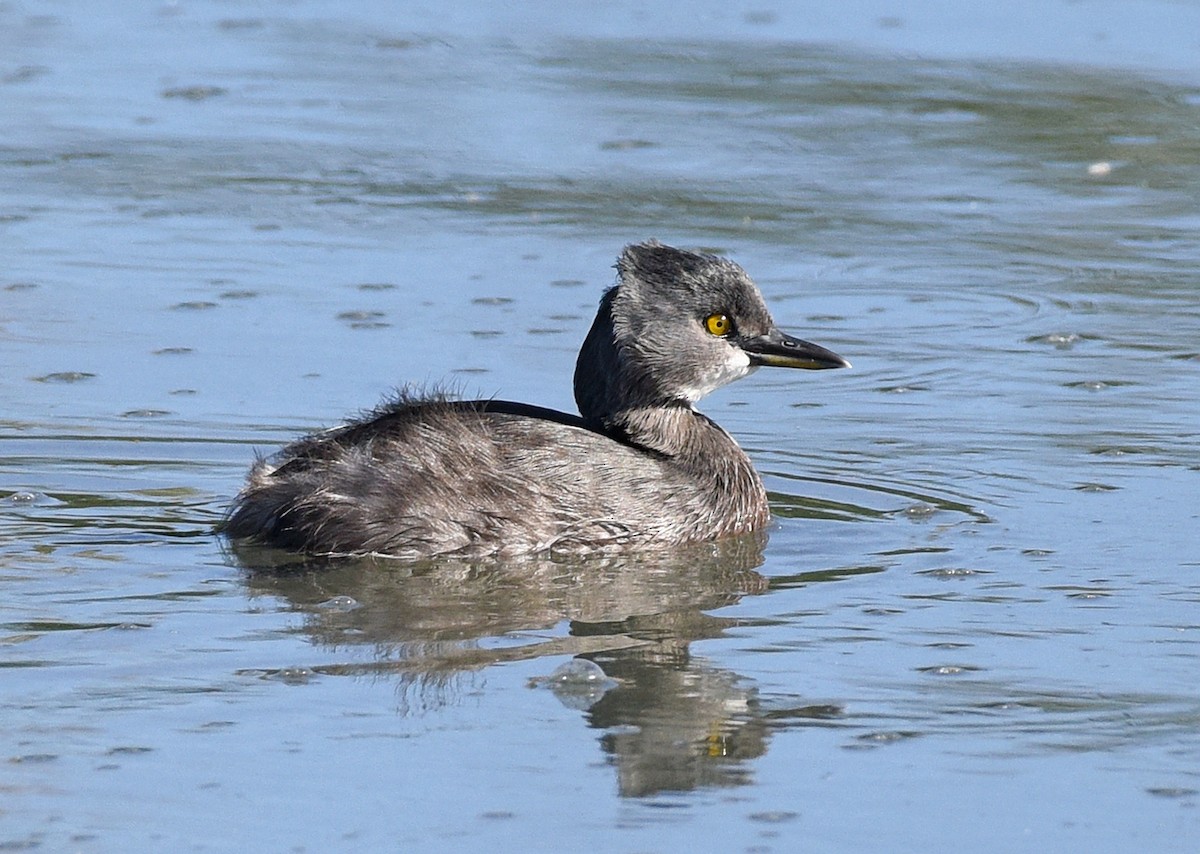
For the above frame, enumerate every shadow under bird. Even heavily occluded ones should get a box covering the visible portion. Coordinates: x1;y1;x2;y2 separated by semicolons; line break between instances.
223;240;850;558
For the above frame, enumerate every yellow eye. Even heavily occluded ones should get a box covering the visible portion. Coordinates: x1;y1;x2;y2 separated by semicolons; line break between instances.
705;313;732;337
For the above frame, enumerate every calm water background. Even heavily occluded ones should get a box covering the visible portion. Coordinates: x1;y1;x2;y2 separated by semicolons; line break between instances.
3;1;1199;851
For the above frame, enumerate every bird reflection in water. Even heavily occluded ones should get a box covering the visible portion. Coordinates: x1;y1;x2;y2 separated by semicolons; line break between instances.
235;533;840;796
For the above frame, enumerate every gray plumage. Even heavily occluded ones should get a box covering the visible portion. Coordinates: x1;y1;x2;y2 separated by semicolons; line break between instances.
222;240;849;558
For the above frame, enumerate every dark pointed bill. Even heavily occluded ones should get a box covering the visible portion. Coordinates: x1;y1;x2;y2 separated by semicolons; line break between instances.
740;328;851;370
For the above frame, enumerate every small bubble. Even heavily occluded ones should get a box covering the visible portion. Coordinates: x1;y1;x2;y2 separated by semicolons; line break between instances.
1074;483;1117;493
121;409;171;418
1065;380;1125;391
544;659;609;687
1086;161;1113;177
316;595;360;612
856;730;921;744
1028;332;1083;349
917;664;980;676
266;667;315;685
901;502;939;520
918;567;985;578
1091;446;1138;457
529;659;616;710
5;491;63;507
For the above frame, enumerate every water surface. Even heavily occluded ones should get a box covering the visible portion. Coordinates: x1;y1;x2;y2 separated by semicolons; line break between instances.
3;1;1199;851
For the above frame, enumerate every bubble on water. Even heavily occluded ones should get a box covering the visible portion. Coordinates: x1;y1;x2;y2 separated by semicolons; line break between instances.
901;502;939;520
1074;482;1117;492
316;595;360;612
855;730;922;746
1027;332;1083;349
1086;161;1113;177
917;664;980;676
4;491;64;507
918;567;987;578
121;409;172;418
529;659;617;710
1065;589;1111;600
1065;380;1130;391
268;667;315;685
542;658;608;686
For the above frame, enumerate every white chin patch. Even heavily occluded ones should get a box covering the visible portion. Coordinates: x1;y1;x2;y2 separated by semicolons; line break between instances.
680;348;754;403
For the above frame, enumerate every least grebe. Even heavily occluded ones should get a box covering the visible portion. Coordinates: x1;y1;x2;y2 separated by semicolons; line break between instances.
224;240;849;558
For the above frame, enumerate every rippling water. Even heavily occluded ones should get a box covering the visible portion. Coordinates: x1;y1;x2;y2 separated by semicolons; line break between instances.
3;1;1199;851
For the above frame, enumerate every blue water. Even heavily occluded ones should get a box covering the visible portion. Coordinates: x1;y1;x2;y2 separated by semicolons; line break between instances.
3;1;1199;851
